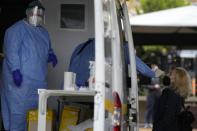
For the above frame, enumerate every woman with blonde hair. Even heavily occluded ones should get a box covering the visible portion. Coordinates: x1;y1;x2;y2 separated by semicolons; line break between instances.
152;67;191;131
170;67;191;98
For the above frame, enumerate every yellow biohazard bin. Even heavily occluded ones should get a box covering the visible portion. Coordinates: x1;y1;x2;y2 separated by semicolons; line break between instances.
85;128;93;131
27;109;54;131
59;106;80;131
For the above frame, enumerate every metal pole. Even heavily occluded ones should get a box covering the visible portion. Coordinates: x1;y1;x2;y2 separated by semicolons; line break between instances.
38;89;47;131
93;0;105;130
122;2;139;131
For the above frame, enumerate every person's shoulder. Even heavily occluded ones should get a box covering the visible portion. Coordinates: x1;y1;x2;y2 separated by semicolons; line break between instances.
163;88;181;100
71;40;92;56
74;41;86;52
7;20;25;30
39;26;48;32
76;39;91;49
38;26;50;36
162;88;175;95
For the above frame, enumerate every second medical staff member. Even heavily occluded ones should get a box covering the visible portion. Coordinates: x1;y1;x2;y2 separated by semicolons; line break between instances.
1;1;57;130
69;38;157;87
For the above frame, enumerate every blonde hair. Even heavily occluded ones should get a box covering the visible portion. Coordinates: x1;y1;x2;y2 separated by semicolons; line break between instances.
172;67;191;98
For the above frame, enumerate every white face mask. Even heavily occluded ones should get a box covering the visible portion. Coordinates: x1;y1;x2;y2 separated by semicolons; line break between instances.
26;6;44;26
28;15;43;26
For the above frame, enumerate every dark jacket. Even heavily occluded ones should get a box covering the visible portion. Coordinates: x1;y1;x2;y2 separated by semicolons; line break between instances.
152;88;182;131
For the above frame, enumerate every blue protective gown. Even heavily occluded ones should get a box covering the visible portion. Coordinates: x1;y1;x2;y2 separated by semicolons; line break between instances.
1;20;52;131
69;38;155;86
69;38;95;86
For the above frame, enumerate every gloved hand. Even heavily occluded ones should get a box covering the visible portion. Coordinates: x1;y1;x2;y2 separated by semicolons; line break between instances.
48;52;58;67
12;69;23;87
151;64;164;77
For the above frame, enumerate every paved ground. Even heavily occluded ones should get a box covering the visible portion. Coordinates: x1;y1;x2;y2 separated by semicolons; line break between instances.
139;128;197;131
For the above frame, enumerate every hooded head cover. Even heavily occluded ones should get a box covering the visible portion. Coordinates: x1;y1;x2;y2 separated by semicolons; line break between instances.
27;0;45;10
26;0;45;26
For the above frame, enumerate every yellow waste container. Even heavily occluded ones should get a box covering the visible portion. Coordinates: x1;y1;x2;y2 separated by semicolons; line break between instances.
27;109;54;131
59;106;80;131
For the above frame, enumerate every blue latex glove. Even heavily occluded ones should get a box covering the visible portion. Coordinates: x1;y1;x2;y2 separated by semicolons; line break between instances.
48;53;58;67
12;69;23;87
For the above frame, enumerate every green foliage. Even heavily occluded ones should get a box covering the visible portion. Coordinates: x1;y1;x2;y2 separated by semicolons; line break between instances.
143;45;168;52
140;0;190;13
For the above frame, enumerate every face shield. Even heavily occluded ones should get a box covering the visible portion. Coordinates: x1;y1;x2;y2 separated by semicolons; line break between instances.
26;6;45;26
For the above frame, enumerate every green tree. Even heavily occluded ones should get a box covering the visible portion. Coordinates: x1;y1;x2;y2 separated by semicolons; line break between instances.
140;0;190;13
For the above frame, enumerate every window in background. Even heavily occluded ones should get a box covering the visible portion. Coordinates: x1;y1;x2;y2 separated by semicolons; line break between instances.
60;4;85;30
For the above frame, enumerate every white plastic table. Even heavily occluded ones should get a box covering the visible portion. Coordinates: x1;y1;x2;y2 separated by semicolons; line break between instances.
37;89;96;131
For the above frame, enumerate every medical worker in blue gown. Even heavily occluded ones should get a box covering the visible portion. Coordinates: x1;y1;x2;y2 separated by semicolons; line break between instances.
69;38;155;87
1;1;58;131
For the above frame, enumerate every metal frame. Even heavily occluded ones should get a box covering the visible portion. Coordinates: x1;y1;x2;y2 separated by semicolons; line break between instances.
122;2;139;131
37;0;138;131
93;0;105;130
37;89;96;131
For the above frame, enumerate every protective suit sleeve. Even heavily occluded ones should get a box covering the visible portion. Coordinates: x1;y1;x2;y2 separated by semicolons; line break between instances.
4;28;22;71
135;56;155;78
123;42;155;78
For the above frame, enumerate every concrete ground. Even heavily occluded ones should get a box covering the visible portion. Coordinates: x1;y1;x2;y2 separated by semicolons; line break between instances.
139;128;197;131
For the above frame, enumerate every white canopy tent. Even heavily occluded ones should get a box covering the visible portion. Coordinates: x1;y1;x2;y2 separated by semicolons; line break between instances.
130;5;197;45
